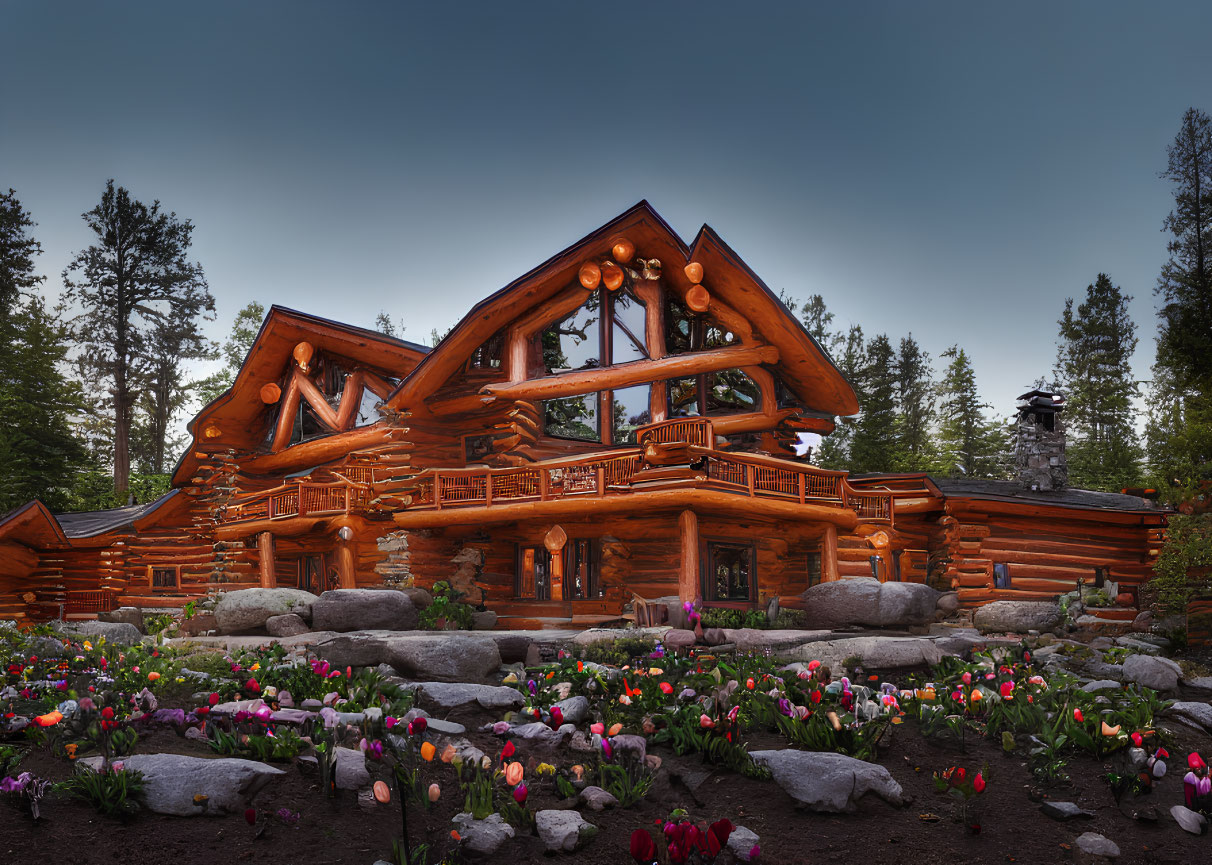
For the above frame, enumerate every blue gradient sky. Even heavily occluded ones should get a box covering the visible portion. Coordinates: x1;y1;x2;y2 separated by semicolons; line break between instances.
4;2;1209;423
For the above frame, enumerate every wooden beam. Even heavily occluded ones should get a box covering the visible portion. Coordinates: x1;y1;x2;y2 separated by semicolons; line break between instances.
678;509;699;606
257;531;276;588
477;344;780;405
335;522;357;589
293;367;340;430
245;424;404;474
334;370;366;431
710;408;800;436
271;377;303;452
822;525;839;582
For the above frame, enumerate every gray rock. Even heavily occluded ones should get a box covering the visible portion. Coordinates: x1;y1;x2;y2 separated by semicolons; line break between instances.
571;627;670;646
703;627;727;646
56;620;142;647
1166;701;1212;732
489;633;535;664
728;826;761;862
936;591;960;616
1079;680;1122;693
798;578;941;628
471;610;497;631
425;718;466;736
452;812;515;856
334;746;370;790
972;600;1061;634
611;734;647;763
536;809;596;852
265;613;310;637
1074;832;1119;860
214;588;318;634
1041;801;1094;820
750;749;904;812
78;753;284;816
509;722;574;747
1186;677;1212;691
400;587;433;610
389;634;501;681
178;612;218;636
311;589;418;632
788;635;943;670
579;785;618;811
408;682;524;711
98;607;145;633
1121;653;1182;691
553;695;590;726
663;629;697;650
1170;804;1208;835
1114;637;1159;655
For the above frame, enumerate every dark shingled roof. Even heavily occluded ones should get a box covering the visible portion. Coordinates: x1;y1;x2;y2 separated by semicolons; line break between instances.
53;491;178;538
930;478;1162;513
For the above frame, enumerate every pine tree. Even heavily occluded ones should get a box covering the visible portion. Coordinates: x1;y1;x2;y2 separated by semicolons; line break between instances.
1149;108;1212;495
894;333;937;471
1054;273;1142;491
937;346;1005;478
0;191;88;512
195;301;265;406
848;334;899;473
817;324;865;469
62;180;213;497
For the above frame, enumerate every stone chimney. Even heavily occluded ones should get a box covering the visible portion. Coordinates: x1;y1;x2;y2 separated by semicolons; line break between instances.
1014;390;1067;491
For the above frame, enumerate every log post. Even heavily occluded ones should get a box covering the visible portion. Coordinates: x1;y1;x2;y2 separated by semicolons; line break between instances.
678;510;699;607
822;525;839;583
335;523;357;589
257;531;276;588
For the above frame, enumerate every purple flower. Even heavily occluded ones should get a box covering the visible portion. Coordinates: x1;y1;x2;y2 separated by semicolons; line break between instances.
276;807;300;826
253;705;273;721
749;843;761;862
492;721;511;735
679;688;696;700
0;775;25;793
527;680;537;697
777;698;793;717
601;738;613;761
683;601;695;615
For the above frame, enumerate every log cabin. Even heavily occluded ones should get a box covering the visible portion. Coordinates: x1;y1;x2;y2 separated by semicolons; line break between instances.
0;202;1169;630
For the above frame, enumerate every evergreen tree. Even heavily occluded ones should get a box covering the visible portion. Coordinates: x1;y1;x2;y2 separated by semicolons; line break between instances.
894;333;937;471
817;324;865;469
1054;273;1142;491
848;334;899;472
62;181;213;497
195;301;265;406
937;346;1005;478
1149;108;1212;495
0;191;88;512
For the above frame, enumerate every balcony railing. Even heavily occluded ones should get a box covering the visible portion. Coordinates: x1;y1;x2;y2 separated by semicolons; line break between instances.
224;480;369;524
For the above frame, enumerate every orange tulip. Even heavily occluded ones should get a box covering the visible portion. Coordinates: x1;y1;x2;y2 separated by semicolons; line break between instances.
428;783;441;802
420;741;436;761
570;765;584;780
504;761;524;786
373;781;391;804
440;744;457;763
147;671;161;682
608;723;623;736
970;689;983;702
33;710;63;727
1101;721;1122;737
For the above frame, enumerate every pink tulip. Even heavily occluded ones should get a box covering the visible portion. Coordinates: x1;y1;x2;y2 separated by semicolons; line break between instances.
513;782;528;804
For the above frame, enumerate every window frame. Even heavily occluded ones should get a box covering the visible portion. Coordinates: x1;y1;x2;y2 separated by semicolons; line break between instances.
702;539;758;608
149;565;180;592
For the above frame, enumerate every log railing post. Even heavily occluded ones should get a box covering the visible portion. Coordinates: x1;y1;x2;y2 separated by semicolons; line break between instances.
746;465;755;497
540;470;549;501
257;531;276;588
798;473;806;505
485;473;493;507
434;473;443;510
597;465;605;496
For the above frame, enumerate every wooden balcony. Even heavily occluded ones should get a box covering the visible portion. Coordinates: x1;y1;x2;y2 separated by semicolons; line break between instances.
223;480;370;524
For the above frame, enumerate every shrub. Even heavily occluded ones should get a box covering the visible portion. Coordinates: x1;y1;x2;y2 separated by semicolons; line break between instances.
418;580;475;630
1151;513;1212;616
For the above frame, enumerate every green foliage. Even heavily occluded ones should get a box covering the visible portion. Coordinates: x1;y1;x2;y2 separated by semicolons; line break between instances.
60;766;144;819
419;581;475;631
595;759;653;808
572;636;656;666
1151;513;1212;615
194;301;265;405
937;345;1007;479
850;334;899;473
460;764;495;820
0;745;24;777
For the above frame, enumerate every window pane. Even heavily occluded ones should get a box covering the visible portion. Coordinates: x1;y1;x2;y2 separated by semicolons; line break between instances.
709;543;752;601
665;296;693;354
355;387;381;426
611;290;648;364
705;369;760;415
667;377;700;417
544;394;599;441
611;385;651;444
542;291;601;373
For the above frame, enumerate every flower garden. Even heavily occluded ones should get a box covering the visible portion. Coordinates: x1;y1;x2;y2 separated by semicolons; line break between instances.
2;620;1211;865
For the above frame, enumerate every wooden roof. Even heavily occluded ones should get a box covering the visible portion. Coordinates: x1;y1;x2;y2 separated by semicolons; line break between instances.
386;201;859;418
0;500;69;549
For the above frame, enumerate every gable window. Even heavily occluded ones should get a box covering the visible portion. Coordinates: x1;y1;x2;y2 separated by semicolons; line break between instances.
540;287;648;374
705;542;755;603
150;566;179;591
665;296;737;355
468;331;504;371
668;369;761;418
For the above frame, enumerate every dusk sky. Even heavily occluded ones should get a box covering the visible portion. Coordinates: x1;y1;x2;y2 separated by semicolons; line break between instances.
5;2;1211;426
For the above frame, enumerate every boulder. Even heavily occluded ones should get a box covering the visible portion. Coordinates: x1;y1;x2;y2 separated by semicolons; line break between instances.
407;682;524;711
536;810;596;852
178;612;218;636
213;588;318;634
57;620;142;647
311;589;418;632
936;591;960;616
572;627;670;646
334;746;371;790
1079;680;1122;693
1073;832;1119;862
78;754;284;816
553;695;590;726
1166;701;1212;732
98;607;145;633
400;587;433;610
797;578;941;629
266;613;310;637
579;785;619;811
471;610;497;630
508;722;575;748
663;629;696;650
750;749;904;812
788;635;943;671
973;600;1061;634
388;635;502;682
488;633;535;664
1121;653;1182;691
728;826;761;862
452;812;515;856
1171;804;1208;835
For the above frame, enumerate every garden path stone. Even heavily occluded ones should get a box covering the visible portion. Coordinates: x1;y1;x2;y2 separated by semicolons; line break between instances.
572;627;671;646
78;753;284;816
452;812;515;856
1041;801;1094;820
787;635;943;670
311;588;418;632
1170;805;1208;834
552;694;589;725
334;746;370;790
213;588;318;633
536;809;596;852
270;708;314;724
972;600;1061;633
265;613;310;637
662;629;696;650
722;629;833;652
1074;832;1120;861
425;718;466;735
1121;654;1182;691
750;749;904;812
728;826;761;862
579;786;618;811
1114;636;1159;654
404;682;524;710
1165;701;1212;732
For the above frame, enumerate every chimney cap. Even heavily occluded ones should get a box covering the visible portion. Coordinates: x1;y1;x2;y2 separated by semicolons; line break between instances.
1016;389;1065;406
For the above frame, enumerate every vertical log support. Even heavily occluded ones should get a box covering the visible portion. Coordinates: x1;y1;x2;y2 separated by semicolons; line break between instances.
678;509;700;606
257;531;276;588
335;521;357;589
822;525;839;583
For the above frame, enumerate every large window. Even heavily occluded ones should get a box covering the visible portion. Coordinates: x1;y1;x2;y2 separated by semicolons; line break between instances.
668;369;761;418
516;539;602;600
705;542;755;603
517;545;552;600
665;296;737;355
540;287;648;374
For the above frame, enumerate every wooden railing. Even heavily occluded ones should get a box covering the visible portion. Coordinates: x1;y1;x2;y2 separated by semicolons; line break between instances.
638;417;714;448
65;590;118;615
224;480;369;523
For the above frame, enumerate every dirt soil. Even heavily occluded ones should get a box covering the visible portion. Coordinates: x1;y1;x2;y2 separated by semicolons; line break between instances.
3;688;1211;865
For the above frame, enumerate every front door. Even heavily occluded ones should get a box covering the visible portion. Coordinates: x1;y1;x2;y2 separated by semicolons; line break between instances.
301;554;327;594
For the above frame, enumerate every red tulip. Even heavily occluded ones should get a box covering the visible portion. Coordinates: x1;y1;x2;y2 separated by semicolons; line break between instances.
101;706;114;720
1131;731;1143;748
549;707;563;728
706;819;734;856
245;678;260;693
811;690;822;704
512;782;528;804
1073;708;1084;722
244;807;257;825
408;717;427;736
962;672;972;685
746;677;756;690
502;740;515;759
999;681;1014;698
659;681;674;695
973;772;986;793
630;829;657;863
209;692;220;706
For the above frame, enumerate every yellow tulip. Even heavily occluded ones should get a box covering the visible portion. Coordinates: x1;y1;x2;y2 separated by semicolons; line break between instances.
420;742;436;761
535;763;556;776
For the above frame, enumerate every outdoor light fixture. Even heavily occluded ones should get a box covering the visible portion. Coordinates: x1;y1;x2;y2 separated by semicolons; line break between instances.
338;526;354;541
